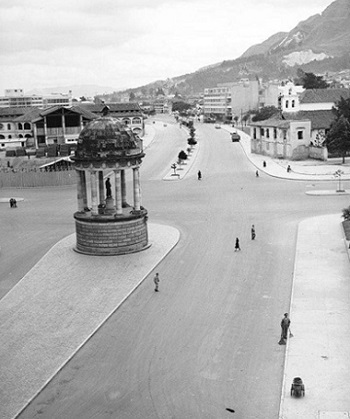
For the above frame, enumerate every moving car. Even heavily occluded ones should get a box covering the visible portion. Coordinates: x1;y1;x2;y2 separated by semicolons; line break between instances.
231;132;240;142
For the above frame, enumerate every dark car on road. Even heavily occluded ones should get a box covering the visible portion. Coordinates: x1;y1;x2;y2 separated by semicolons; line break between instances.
231;132;240;142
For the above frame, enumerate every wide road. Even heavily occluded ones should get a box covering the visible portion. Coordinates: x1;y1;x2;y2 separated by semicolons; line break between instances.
8;117;349;418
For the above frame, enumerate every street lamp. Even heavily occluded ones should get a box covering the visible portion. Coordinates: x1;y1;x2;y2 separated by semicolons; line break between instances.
171;163;177;175
334;169;345;192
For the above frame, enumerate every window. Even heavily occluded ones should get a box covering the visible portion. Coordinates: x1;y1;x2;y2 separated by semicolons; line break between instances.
297;130;304;140
291;100;295;108
18;123;23;130
266;129;270;138
8;135;12;139
7;124;11;130
260;128;264;136
283;130;287;140
274;128;277;139
285;100;289;108
253;128;256;139
24;122;31;130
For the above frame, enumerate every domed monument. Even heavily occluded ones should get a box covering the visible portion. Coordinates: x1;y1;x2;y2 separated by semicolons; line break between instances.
72;107;149;255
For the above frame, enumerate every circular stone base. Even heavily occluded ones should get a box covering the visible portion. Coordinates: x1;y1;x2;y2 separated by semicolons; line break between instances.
74;211;149;255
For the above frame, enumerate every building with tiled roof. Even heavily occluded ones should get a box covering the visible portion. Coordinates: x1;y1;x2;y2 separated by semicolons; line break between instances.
250;115;313;160
0;107;39;149
299;88;350;106
79;102;144;135
0;102;145;151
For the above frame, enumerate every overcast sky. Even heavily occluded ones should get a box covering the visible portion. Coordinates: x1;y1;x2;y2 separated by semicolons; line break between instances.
0;0;334;95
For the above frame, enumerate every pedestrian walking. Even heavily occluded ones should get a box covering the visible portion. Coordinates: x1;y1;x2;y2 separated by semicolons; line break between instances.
198;170;202;180
153;273;160;292
263;160;266;168
279;313;291;345
234;237;241;251
255;170;259;177
251;225;256;240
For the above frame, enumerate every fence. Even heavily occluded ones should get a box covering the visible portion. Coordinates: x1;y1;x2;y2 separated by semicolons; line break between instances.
0;170;77;188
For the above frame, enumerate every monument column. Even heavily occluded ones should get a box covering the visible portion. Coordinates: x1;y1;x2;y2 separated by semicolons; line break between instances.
76;170;85;212
121;169;127;207
114;170;123;215
98;171;104;205
90;170;98;215
133;167;141;211
81;170;88;209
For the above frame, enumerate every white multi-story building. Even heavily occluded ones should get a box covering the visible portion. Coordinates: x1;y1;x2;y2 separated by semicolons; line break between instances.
203;85;232;119
0;89;72;108
203;77;260;121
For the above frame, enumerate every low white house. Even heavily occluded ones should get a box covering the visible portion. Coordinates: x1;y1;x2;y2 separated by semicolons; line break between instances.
250;117;311;160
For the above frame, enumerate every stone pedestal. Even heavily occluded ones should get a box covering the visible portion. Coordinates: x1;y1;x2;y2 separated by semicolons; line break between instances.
104;196;115;214
74;211;149;255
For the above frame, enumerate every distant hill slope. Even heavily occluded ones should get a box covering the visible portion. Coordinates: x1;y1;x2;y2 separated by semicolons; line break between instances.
124;0;350;96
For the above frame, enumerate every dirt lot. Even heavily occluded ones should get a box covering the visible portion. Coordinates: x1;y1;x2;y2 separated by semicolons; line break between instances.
0;151;60;172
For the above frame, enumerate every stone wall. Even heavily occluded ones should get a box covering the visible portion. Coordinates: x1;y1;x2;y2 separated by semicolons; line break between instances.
309;146;328;161
75;215;149;255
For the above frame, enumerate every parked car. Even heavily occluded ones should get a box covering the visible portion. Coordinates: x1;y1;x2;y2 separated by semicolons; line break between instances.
231;132;240;142
204;117;216;123
215;124;221;129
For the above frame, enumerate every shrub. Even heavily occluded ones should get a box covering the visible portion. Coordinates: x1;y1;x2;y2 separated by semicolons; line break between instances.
342;206;350;221
178;150;188;160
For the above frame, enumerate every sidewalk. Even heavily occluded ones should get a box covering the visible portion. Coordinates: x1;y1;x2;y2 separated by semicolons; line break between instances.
221;124;350;184
279;215;350;419
0;224;180;419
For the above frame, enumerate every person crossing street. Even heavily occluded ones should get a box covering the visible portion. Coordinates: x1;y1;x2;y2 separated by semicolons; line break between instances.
153;273;160;292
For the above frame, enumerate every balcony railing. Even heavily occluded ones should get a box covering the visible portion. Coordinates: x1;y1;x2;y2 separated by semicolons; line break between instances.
37;126;81;136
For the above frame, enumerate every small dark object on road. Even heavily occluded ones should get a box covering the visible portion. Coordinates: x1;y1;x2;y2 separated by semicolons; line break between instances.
290;377;305;397
263;161;267;167
226;408;235;413
198;170;202;180
234;237;241;251
231;132;240;142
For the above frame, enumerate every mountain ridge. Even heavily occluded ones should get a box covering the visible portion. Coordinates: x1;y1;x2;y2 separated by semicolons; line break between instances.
123;0;350;97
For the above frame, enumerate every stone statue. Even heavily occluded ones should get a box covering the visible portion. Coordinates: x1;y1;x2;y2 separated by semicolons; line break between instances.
105;178;112;198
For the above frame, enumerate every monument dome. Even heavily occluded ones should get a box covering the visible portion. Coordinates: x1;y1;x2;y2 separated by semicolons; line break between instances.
74;116;144;163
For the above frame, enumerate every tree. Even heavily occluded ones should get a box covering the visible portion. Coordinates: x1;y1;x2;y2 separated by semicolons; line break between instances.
129;92;136;101
172;101;191;113
332;97;350;123
156;88;165;96
251;106;279;122
325;115;350;163
300;71;329;89
178;150;188;161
